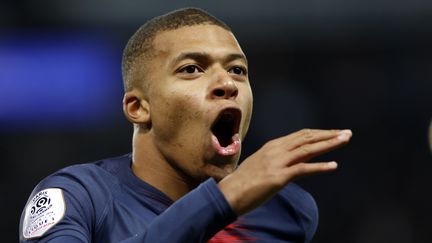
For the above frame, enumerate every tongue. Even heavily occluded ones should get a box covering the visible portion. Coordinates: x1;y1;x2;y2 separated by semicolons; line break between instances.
211;133;241;156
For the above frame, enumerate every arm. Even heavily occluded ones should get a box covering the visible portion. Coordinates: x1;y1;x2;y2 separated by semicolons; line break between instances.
21;129;351;243
125;129;351;242
41;236;85;243
121;179;235;242
21;176;235;243
219;129;352;216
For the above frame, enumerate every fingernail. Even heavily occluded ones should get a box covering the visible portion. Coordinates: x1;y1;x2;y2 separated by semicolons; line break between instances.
328;161;338;169
337;133;349;141
339;129;352;135
337;129;352;141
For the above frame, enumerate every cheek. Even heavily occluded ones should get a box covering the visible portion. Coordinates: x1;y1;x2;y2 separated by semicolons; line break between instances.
240;86;254;135
151;91;203;141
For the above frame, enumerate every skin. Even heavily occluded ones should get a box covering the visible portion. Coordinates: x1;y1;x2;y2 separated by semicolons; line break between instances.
123;24;352;216
123;25;253;200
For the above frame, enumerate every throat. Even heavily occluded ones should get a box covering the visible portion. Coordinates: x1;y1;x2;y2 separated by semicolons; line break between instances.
131;160;191;201
131;134;197;202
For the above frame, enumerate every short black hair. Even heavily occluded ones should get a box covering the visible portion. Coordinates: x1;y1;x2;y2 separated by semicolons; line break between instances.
122;7;231;92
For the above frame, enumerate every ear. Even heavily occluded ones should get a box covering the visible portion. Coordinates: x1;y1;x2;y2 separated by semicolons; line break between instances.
123;90;151;126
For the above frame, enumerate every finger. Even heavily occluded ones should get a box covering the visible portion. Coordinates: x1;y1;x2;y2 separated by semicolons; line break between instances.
279;129;349;151
283;161;338;181
282;130;352;165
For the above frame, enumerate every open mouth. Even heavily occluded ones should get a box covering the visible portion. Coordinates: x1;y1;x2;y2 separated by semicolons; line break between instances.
211;108;241;148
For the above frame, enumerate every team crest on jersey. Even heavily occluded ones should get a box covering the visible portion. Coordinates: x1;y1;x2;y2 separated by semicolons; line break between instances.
22;188;65;239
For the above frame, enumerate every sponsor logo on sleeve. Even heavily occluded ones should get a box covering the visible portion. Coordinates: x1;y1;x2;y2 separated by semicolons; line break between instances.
22;188;66;239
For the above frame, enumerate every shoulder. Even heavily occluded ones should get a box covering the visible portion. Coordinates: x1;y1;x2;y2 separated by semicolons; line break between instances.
278;183;318;215
237;183;319;242
276;183;319;241
37;153;130;192
28;154;132;208
20;154;131;241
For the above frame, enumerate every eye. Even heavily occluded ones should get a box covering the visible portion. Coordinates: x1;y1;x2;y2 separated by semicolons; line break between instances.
229;66;247;76
178;65;203;74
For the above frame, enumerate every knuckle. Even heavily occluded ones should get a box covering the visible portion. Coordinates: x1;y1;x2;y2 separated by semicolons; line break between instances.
329;129;340;137
326;138;337;145
300;128;311;135
301;128;314;141
289;164;306;179
295;164;307;175
299;144;311;155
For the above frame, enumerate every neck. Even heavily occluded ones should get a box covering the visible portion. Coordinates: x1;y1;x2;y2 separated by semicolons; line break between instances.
131;128;193;201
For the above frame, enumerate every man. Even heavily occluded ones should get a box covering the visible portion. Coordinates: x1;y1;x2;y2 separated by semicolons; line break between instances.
20;8;352;243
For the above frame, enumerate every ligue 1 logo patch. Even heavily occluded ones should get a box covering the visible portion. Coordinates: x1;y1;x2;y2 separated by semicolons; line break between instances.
22;188;66;239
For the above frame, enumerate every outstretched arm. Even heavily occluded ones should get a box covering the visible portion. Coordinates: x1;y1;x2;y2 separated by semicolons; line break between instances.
219;129;352;216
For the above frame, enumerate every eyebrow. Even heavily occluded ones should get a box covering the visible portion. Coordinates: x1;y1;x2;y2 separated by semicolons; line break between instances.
171;52;248;67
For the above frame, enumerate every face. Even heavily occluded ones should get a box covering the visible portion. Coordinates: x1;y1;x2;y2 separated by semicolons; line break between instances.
143;25;253;183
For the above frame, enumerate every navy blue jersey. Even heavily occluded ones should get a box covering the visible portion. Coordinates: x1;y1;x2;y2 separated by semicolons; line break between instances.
20;154;318;243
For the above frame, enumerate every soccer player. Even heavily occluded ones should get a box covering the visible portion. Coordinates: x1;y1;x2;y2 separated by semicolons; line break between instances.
20;8;352;243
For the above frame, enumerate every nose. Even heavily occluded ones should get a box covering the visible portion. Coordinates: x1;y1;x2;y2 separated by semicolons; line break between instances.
211;77;238;100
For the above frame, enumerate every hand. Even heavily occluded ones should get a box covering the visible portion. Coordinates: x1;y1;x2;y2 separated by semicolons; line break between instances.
218;129;352;216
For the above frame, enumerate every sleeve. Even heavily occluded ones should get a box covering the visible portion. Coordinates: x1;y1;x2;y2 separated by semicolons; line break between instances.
19;173;98;243
281;183;319;243
33;236;85;243
121;178;237;243
292;186;318;243
21;173;236;243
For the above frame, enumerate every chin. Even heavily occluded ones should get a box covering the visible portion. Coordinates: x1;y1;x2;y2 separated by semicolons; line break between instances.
200;161;237;183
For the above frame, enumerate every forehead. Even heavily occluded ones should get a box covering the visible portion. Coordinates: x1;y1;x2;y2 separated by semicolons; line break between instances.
152;25;244;59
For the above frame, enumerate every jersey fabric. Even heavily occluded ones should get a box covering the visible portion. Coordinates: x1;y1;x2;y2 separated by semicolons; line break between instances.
20;154;319;243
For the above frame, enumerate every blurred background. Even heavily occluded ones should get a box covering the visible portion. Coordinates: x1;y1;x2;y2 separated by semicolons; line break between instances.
2;0;431;242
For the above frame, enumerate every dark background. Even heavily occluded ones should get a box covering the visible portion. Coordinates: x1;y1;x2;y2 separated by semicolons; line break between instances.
2;1;431;242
